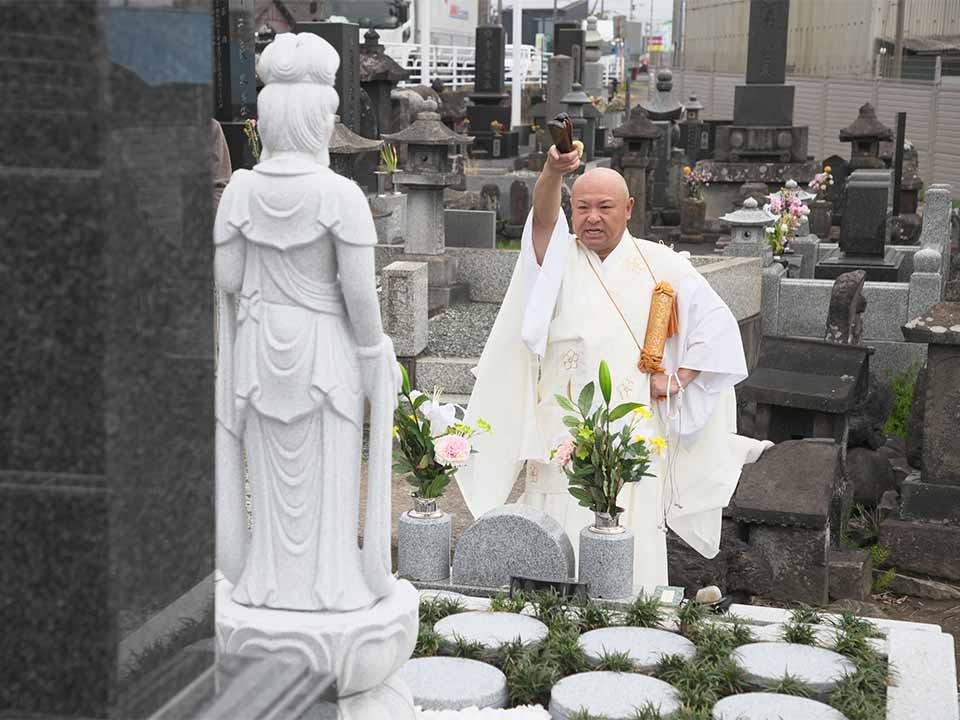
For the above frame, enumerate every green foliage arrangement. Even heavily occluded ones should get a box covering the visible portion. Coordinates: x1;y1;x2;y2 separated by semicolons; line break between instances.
884;365;918;438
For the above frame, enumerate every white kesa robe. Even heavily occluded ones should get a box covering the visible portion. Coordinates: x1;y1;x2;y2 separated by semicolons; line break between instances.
456;211;770;594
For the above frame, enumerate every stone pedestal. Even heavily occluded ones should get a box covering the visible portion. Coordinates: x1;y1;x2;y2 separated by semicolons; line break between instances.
381;261;428;356
583;61;604;97
371;192;407;245
397;510;452;582
216;579;419;697
699;159;819;222
809;200;832;238
578;524;635;599
405;187;446;255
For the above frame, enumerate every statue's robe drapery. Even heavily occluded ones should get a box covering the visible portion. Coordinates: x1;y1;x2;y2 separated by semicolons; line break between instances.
456;212;770;593
214;160;395;611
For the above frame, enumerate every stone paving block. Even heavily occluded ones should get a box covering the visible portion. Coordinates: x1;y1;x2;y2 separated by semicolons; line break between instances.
732;642;855;695
548;671;681;720
712;692;850;719
886;628;959;720
578;627;696;672
434;611;548;652
399;656;508;710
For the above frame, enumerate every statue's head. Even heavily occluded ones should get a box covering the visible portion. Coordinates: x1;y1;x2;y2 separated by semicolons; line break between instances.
256;33;340;164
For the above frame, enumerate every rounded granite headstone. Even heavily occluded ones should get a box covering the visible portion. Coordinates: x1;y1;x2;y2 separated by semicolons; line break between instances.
399;656;508;710
451;504;576;588
549;671;681;720
578;627;696;672
712;692;850;719
732;643;856;694
434;611;548;652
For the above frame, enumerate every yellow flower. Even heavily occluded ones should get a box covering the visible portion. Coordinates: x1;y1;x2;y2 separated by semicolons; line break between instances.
392;425;400;438
632;434;647;444
651;436;668;455
633;406;652;420
824;165;832;173
682;166;692;176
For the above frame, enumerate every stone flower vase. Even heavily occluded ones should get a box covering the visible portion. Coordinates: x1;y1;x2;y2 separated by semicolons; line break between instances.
680;197;706;235
578;511;634;599
809;199;832;239
397;495;452;582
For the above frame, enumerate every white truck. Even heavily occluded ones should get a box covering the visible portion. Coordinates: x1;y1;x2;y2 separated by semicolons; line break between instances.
319;0;479;46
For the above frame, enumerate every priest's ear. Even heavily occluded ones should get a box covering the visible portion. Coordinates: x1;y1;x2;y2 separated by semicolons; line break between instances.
624;194;635;219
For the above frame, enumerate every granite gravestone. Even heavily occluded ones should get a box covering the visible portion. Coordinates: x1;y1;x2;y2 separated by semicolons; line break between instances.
444;209;497;248
735;0;793;127
213;0;257;170
1;2;215;716
556;27;587;85
823;154;849;225
298;22;362;133
546;54;575;127
466;25;516;158
816;169;904;281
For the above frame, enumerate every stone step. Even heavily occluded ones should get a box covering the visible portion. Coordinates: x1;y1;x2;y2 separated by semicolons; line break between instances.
415;356;478;396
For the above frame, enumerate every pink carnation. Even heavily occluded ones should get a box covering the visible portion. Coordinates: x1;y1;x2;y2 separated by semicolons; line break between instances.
434;434;471;467
553;439;575;467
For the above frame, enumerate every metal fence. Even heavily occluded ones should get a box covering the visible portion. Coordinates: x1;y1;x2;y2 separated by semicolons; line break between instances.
382;43;615;91
672;69;960;191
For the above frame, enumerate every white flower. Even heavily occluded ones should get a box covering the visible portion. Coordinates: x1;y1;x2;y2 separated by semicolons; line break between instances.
411;390;460;436
780;223;789;233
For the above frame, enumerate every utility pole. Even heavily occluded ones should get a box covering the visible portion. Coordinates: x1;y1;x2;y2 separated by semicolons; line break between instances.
893;0;905;80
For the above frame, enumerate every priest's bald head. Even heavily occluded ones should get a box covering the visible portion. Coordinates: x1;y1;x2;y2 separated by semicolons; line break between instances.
571;168;635;258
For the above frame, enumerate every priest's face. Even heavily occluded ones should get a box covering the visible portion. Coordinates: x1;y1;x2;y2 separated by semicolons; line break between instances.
571;169;635;259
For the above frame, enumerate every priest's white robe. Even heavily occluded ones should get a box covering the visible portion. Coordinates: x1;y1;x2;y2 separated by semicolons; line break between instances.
456;211;771;594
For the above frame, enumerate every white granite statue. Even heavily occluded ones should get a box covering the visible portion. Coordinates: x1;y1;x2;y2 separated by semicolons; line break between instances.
213;33;417;702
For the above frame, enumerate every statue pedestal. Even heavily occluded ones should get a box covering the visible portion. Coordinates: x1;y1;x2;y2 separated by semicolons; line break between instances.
216;578;419;697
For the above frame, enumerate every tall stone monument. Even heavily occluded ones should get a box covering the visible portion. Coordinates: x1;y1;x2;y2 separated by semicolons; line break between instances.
213;0;257;169
2;2;216;716
466;24;518;158
612;110;660;237
698;0;817;220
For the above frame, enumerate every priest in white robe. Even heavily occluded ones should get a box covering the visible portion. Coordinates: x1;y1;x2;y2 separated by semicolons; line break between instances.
456;146;771;594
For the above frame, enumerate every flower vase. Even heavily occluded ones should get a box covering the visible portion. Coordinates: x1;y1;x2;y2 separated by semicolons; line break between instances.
809;199;832;239
397;496;452;582
680;197;706;236
491;135;502;158
578;512;634;599
375;170;389;197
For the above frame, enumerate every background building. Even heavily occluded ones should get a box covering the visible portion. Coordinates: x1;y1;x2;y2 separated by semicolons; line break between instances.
680;0;960;81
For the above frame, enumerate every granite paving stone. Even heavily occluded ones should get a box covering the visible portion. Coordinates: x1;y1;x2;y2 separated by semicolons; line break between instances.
434;611;548;651
399;656;508;710
732;642;856;695
578;627;696;671
712;692;850;719
548;671;681;719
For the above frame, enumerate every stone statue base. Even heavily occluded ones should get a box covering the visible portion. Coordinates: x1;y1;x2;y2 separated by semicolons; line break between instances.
216;578;419;697
337;672;417;720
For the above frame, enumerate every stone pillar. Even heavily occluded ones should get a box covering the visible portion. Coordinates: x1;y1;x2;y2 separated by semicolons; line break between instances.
1;2;215;715
546;55;574;124
382;262;429;357
405;189;446;255
612;110;659;238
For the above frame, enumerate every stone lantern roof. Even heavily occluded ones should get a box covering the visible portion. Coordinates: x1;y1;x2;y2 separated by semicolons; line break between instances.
719;197;777;226
561;82;591;107
612;108;659;140
360;28;409;84
329;116;382;156
839;103;893;142
639;69;683;121
772;179;816;203
381;98;474;147
684;95;704;114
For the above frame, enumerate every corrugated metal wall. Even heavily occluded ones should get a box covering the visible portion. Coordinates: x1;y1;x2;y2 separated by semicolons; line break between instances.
682;0;960;79
673;69;960;190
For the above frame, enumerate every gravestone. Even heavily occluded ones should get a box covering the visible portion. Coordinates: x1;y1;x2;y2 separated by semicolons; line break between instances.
1;2;216;716
451;504;576;587
816;169;904;282
360;28;409;137
735;0;793;127
381;261;429;356
823;154;849;226
466;25;516;158
546;54;575;126
555;27;586;81
481;183;501;216
213;0;257;170
510;179;530;226
824;270;867;345
444;209;497;248
299;22;361;133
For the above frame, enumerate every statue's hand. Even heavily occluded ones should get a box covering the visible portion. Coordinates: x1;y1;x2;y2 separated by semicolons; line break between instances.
357;335;399;403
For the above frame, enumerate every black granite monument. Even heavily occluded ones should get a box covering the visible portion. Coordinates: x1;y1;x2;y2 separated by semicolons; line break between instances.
465;24;518;158
213;0;257;170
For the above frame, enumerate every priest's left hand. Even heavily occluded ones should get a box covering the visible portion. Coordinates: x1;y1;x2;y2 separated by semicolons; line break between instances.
650;369;701;402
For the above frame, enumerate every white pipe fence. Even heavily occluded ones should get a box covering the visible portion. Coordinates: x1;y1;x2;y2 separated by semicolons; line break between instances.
383;43;616;92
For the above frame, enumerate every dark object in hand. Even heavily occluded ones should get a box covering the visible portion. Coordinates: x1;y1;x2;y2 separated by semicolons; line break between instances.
547;113;574;154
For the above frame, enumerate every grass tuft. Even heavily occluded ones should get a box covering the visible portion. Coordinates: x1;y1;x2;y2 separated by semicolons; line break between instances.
624;594;664;628
676;600;706;639
505;652;560;707
596;649;635;672
490;590;528;614
448;634;485;660
414;626;442;657
631;703;665;720
575;597;614;631
419;596;466;627
782;619;818;646
765;672;814;697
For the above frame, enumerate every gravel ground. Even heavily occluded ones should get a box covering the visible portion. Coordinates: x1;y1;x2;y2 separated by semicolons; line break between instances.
425;302;501;357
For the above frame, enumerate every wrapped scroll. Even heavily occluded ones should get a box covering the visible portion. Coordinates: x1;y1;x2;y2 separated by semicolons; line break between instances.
637;281;679;374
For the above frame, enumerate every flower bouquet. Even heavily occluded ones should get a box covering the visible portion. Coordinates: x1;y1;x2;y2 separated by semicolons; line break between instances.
764;186;809;254
681;165;709;201
552;361;661;598
242;118;261;162
490;119;506;137
808;166;834;199
393;365;490;581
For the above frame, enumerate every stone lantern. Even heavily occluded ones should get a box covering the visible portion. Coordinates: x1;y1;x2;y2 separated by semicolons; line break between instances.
720;197;778;265
680;94;705;165
360;28;409;137
639;70;683;122
684;95;703;123
839;103;893;171
329;115;382;181
612;109;659;237
562;81;595;161
382;98;473;256
582;16;604;97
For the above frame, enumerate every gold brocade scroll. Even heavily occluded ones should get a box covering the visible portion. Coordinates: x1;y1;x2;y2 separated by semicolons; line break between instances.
637;281;679;374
